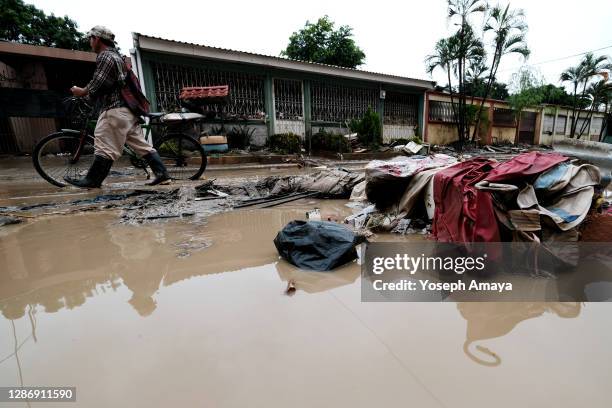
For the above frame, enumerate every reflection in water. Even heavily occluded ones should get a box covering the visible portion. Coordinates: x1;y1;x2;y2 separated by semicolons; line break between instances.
0;207;590;377
107;223;168;317
457;302;582;367
0;201;355;321
275;260;360;294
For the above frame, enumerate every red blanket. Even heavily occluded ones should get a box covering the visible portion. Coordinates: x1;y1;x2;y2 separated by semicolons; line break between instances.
432;152;568;243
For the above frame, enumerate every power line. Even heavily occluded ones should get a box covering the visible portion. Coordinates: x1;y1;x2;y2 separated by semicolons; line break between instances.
497;44;612;73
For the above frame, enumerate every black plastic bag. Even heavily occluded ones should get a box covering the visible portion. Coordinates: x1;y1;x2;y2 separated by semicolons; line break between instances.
274;220;365;271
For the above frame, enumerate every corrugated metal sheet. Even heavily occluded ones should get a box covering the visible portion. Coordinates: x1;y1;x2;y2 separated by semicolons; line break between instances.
0;116;18;153
136;33;435;89
9;117;56;153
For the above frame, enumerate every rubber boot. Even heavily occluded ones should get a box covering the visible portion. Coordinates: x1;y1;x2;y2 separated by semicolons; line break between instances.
64;155;113;188
143;151;171;186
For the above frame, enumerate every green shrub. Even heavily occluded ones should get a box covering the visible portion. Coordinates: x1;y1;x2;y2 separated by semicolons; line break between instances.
209;125;227;135
349;107;382;146
312;128;351;152
228;124;255;149
268;133;302;154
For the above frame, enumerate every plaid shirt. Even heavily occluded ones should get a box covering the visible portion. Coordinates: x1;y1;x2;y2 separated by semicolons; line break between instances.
86;48;126;112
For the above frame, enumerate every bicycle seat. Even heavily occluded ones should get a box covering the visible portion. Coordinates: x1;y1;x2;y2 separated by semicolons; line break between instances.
161;112;205;122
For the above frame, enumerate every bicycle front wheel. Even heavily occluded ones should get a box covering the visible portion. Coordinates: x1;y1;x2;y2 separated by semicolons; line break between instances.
155;134;207;180
33;131;96;187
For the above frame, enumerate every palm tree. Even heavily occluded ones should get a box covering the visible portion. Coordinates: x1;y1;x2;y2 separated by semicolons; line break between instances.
426;29;484;142
560;65;583;138
446;0;487;144
471;3;530;142
426;37;460;136
580;79;612;139
562;53;612;138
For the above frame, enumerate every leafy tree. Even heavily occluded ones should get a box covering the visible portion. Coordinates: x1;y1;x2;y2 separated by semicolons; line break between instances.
508;67;544;143
536;84;584;107
463;78;509;100
0;0;89;50
281;16;365;68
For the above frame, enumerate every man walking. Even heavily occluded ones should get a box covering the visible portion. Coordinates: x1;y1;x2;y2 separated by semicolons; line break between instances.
66;25;170;188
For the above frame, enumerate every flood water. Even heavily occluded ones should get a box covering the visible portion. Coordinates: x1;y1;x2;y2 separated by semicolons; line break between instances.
1;160;611;407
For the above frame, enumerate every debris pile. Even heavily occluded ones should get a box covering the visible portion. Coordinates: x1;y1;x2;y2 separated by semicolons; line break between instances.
196;168;364;207
364;154;457;209
469;153;600;242
344;151;607;243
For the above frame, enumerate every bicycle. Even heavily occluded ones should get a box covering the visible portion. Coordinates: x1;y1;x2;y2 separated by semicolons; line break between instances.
33;97;207;187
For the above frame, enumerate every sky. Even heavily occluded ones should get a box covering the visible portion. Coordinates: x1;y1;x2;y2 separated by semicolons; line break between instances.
30;0;612;90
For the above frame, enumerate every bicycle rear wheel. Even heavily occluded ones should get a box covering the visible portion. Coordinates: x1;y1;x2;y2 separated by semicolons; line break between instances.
33;131;96;187
154;133;207;180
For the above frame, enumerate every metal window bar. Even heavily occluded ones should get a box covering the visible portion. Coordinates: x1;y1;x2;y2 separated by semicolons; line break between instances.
428;101;457;123
575;117;589;134
310;81;377;123
590;117;603;136
493;108;516;126
274;79;303;120
543;114;555;133
150;61;265;119
555;115;567;134
384;92;418;125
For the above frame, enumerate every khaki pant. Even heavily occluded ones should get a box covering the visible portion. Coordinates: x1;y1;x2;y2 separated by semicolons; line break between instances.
94;107;155;161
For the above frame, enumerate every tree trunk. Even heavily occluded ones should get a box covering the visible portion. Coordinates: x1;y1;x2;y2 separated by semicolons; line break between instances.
470;44;501;143
458;55;464;145
578;106;596;138
599;103;609;141
573;81;589;138
569;83;578;138
448;68;461;141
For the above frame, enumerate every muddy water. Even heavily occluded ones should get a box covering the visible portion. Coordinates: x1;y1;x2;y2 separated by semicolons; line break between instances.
1;202;611;406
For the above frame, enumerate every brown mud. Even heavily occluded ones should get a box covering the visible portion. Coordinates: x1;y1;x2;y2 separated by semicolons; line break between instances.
0;160;610;407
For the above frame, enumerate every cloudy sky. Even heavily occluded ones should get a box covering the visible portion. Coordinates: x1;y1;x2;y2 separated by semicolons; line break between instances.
31;0;612;89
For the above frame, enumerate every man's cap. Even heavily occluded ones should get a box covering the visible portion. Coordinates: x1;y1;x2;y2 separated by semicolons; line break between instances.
87;26;115;42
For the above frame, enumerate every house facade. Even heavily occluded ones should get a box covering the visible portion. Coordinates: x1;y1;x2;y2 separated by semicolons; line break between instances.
425;91;609;146
131;33;434;146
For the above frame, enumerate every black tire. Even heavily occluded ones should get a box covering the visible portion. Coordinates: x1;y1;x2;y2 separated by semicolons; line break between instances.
32;131;96;187
154;133;207;180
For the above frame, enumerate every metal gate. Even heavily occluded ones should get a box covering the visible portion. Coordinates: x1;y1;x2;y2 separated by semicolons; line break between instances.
273;78;305;136
519;111;536;144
